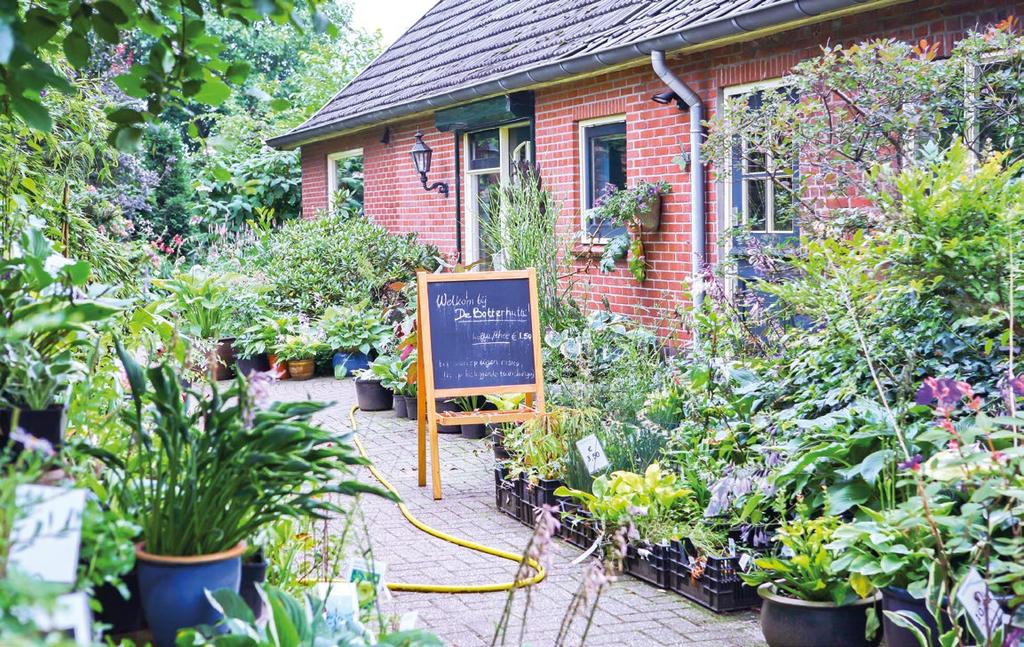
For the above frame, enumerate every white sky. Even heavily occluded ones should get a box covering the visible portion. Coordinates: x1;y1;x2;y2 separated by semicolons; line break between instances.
349;0;439;46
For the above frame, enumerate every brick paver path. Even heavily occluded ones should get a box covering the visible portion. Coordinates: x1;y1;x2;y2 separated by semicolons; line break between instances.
272;377;764;647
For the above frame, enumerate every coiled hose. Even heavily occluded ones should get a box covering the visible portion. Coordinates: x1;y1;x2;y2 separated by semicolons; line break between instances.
349;405;546;593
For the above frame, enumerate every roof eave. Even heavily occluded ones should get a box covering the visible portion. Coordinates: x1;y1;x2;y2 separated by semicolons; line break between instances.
266;0;891;150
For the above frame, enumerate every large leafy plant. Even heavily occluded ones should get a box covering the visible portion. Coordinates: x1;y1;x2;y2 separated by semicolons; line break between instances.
556;463;691;542
741;514;865;605
154;267;239;340
100;342;389;557
321;304;391;355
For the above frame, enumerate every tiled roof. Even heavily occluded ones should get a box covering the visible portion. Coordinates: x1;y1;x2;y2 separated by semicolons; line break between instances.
269;0;866;147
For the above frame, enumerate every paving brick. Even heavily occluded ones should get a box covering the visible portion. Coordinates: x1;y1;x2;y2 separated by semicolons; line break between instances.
270;377;763;646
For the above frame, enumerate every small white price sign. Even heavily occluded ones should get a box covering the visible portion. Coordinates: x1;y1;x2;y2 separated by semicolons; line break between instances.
956;568;1007;640
576;434;609;475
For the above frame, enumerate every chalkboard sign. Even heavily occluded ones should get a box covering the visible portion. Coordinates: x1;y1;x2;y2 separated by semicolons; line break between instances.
415;269;546;499
425;276;537;391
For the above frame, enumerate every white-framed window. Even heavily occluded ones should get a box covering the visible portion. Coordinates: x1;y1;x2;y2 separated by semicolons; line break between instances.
578;115;627;239
723;80;797;237
965;51;1024;163
327;148;363;214
463;123;532;264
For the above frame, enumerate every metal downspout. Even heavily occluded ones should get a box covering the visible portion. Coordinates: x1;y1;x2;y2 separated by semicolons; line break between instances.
651;50;705;308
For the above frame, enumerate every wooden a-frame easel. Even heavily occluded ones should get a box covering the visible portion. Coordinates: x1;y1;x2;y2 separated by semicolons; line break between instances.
415;269;546;500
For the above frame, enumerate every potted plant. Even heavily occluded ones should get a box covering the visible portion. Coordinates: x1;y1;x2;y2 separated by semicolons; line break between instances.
455;395;486;439
275;330;327;381
485;394;526;459
100;344;389;647
593;180;671;282
154;267;239;381
321;303;391;377
351;369;393;412
0;228;119;455
356;355;412;412
239;545;268;620
742;514;881;647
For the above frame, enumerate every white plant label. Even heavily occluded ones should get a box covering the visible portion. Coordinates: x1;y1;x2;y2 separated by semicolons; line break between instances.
576;434;609;475
8;485;86;584
28;591;93;646
956;568;1006;639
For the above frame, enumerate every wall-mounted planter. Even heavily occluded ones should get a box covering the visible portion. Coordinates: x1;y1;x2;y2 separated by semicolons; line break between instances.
637;196;662;232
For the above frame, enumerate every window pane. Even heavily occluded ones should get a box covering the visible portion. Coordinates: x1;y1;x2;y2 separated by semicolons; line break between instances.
746;148;767;175
773;177;795;232
508;125;531;165
590;134;627;205
469;129;500;170
475;172;500;263
745;179;767;232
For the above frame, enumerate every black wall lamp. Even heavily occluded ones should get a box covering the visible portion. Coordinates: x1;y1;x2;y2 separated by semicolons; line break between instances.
651;89;687;110
410;130;449;198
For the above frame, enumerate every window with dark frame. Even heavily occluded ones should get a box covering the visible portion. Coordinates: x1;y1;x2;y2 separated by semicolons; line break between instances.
582;120;627;238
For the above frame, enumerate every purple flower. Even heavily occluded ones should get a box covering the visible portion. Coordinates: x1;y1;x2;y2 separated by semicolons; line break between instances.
915;377;967;406
11;428;55;457
897;454;924;472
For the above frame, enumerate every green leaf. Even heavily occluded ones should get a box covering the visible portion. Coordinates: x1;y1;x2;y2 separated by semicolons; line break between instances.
225;62;251;84
62;32;91;68
114;68;148;98
269;97;291;111
11;94;52;131
111;124;144;152
859;449;894;485
107;107;144;124
193;76;231;106
826;480;872;516
206;588;255;624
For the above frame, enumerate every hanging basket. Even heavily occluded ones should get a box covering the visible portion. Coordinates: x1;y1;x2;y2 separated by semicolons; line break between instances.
636;196;663;232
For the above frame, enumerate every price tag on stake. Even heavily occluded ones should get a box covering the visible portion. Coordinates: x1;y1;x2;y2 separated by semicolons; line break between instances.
956;568;1007;639
576;434;609;475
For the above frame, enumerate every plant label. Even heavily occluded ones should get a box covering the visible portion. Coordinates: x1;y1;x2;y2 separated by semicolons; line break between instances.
27;591;93;645
8;485;86;585
343;557;389;601
316;581;360;632
956;568;1006;639
576;434;609;475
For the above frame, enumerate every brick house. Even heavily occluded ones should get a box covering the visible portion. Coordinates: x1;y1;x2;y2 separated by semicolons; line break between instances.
268;0;1022;330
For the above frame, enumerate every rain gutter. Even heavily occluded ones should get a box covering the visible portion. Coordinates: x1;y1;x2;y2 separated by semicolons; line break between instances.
267;0;888;150
650;50;705;308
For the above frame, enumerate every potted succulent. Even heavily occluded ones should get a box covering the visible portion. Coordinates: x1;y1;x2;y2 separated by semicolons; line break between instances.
274;330;327;381
594;180;671;282
742;514;881;647
100;344;389;647
321;303;391;377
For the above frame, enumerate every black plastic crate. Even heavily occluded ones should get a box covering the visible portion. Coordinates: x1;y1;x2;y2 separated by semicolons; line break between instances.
494;465;522;521
521;476;566;527
728;524;776;551
666;539;761;613
624;541;670;589
559;505;599;550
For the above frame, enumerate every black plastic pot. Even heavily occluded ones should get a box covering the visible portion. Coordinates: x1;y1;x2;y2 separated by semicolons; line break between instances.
394;395;408;418
0;405;67;456
435;398;461;434
94;565;145;636
880;586;956;647
235;352;270;377
461;422;486;439
403;395;418;420
210;338;237;381
491;426;510;460
354;378;393;411
758;584;881;647
240;552;268;620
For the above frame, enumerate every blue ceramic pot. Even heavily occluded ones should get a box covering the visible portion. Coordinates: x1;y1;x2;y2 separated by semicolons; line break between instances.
332;351;371;377
135;542;245;647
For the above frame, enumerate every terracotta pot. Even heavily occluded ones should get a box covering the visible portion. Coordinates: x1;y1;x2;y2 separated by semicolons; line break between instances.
268;354;289;380
287;358;315;381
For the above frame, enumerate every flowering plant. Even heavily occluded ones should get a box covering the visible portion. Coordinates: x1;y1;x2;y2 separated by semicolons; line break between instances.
593;180;670;283
274;330;328;361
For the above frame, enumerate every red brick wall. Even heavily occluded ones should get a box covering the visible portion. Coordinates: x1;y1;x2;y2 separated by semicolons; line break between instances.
298;0;1023;331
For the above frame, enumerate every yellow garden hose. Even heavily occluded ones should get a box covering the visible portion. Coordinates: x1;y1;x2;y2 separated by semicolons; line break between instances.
348;405;546;593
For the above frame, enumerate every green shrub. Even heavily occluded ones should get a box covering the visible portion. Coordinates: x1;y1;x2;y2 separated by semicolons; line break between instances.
242;213;439;316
